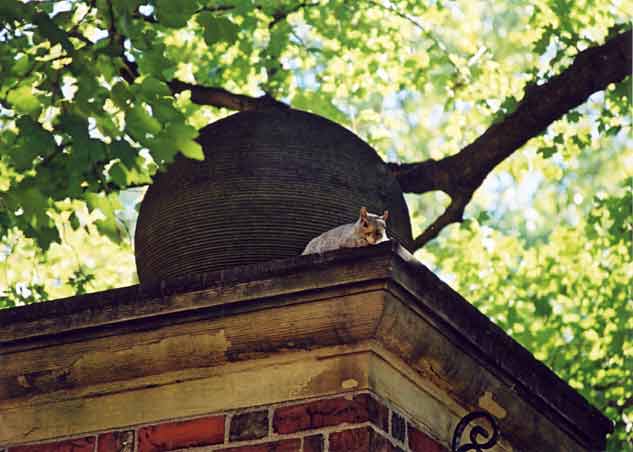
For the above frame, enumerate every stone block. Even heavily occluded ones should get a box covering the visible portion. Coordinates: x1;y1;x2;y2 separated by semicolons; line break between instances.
230;410;269;442
391;411;406;442
302;434;324;452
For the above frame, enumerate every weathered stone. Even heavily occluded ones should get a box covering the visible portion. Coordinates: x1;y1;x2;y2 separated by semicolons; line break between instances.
303;434;324;452
355;394;389;432
391;411;406;442
230;410;269;442
0;243;613;451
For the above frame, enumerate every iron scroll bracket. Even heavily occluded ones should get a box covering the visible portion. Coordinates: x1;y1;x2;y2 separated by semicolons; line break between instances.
451;410;499;452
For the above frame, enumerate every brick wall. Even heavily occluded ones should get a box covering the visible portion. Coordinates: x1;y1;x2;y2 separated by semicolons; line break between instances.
4;392;447;452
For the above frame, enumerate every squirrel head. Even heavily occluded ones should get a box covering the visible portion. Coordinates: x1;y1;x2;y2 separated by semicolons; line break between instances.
358;207;389;244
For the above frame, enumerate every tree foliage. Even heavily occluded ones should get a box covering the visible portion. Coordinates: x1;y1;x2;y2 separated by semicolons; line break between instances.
0;0;631;448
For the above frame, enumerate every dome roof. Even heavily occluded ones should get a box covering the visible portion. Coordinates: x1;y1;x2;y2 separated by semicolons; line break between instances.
135;108;412;286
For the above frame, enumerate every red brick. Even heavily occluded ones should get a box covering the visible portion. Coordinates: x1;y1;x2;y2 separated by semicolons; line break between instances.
273;395;384;434
354;394;389;432
408;424;446;452
230;410;269;441
329;427;396;452
222;438;300;451
303;434;324;452
8;437;95;452
329;427;370;452
138;415;225;452
97;431;134;452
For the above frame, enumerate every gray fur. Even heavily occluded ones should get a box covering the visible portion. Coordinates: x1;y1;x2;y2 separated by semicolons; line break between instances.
302;207;388;255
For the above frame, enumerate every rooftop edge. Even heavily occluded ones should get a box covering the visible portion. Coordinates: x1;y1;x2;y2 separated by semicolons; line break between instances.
0;241;613;448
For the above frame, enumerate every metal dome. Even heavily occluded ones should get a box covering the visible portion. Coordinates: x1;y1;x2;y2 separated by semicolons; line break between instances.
135;108;413;286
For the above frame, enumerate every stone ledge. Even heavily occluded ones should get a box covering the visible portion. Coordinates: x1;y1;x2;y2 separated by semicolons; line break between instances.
0;242;612;450
1;391;441;452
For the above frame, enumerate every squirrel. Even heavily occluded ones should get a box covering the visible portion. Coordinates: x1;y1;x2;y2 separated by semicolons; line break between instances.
302;207;389;255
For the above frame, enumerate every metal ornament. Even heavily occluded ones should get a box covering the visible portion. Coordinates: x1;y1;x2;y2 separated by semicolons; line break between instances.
451;411;499;452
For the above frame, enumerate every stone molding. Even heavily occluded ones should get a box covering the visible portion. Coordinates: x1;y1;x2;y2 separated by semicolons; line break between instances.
0;242;612;450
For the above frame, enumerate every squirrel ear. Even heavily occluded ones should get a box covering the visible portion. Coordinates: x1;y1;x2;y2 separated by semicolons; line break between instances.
360;206;368;219
382;210;389;222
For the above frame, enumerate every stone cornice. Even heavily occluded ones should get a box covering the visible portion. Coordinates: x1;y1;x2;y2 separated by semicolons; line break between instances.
0;242;612;449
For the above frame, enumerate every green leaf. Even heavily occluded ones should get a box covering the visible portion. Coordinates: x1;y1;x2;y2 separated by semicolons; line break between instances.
111;81;132;108
534;296;553;318
476;211;491;223
268;24;290;57
606;125;621;136
537;146;557;159
197;13;239;45
156;0;198;28
292;90;347;125
0;0;30;22
137;44;170;76
32;12;74;55
126;104;162;137
139;77;171;101
112;0;141;15
152;99;185;123
147;134;177;163
96;54;117;80
85;192;124;242
72;139;106;170
7;85;41;115
12;116;56;170
499;96;518;114
108;161;128;187
108;142;152;188
10;184;58;248
110;140;138;168
11;54;30;76
163;121;198;146
566;111;581;123
180;140;204;160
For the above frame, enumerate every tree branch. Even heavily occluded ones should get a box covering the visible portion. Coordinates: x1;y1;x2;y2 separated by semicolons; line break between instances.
269;2;320;29
412;193;470;249
120;51;287;111
391;29;632;250
168;80;288;111
133;5;235;24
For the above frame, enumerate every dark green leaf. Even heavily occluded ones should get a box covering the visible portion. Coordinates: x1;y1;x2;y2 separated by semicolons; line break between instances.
198;13;239;45
111;81;132;108
139;77;171;100
566;110;581;122
32;12;74;55
537;146;557;159
156;0;198;28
